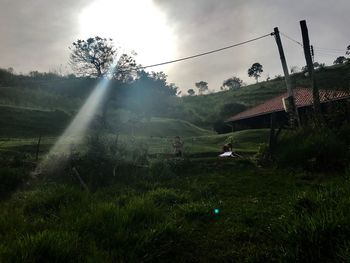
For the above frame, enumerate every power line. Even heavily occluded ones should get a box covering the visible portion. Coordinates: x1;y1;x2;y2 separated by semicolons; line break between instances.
313;47;345;52
280;32;303;47
280;31;346;54
313;48;345;55
314;50;344;57
138;33;273;69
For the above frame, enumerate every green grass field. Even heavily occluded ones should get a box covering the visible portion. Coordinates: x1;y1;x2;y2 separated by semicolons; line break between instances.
1;157;349;262
0;64;349;261
0;104;269;158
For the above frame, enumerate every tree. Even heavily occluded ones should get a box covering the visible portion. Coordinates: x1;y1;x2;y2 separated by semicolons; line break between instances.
128;71;178;117
290;66;300;74
346;45;350;56
7;67;14;74
222;76;243;89
248;63;263;83
334;56;347;65
313;62;326;70
187;89;195;96
69;36;137;80
195;81;208;94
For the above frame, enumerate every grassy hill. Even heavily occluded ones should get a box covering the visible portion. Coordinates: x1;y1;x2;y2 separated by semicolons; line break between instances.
0;105;71;137
1;63;349;131
178;63;350;128
0;102;268;156
112;117;214;137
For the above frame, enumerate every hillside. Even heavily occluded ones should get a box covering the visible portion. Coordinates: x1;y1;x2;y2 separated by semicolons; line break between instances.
0;63;349;131
110;117;214;137
0;105;71;137
178;63;350;128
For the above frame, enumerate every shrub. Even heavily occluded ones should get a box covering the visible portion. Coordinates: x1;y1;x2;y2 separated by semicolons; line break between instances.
275;128;348;171
0;168;28;198
77;197;163;255
0;230;88;263
139;222;197;262
281;181;350;261
149;160;175;179
254;143;273;167
12;184;86;217
178;201;214;221
147;188;189;207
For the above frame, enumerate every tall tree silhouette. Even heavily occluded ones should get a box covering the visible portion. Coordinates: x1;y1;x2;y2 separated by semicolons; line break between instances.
248;63;263;83
69;36;137;80
195;81;208;94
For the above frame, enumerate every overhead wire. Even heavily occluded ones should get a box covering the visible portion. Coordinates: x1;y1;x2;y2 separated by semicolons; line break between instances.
138;33;273;69
280;31;346;55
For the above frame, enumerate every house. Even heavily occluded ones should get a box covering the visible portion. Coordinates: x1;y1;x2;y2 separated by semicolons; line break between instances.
225;87;350;130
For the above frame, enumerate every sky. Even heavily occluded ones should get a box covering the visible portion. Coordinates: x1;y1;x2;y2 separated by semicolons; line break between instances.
0;0;348;93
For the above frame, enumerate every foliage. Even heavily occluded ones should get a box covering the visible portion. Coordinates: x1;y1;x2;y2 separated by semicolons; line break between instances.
187;88;195;96
195;81;208;95
254;143;273;167
2;149;350;261
333;56;347;65
1;230;89;263
290;66;300;74
222;76;243;89
281;181;350;261
147;188;189;207
11;183;87;217
248;62;263;83
0;106;71;137
69;36;137;80
0;167;28;199
275;127;349;171
126;71;178;118
219;102;247;118
0;68;14;86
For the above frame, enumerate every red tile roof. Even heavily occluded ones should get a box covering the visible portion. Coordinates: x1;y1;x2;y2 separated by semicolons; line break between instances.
226;87;350;122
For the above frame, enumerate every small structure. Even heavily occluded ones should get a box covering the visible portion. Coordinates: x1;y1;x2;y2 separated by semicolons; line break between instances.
225;87;350;130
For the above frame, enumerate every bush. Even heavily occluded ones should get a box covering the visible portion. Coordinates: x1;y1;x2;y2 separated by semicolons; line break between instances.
12;184;86;217
275;128;348;171
149;160;175;179
77;197;163;257
254;143;273;167
281;181;350;261
43;135;150;190
0;168;28;198
0;230;89;263
147;188;189;207
178;201;214;221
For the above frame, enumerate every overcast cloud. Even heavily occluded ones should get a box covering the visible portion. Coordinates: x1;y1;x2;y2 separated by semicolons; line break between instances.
0;0;348;93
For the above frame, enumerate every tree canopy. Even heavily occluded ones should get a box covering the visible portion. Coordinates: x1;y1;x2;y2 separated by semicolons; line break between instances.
248;63;263;83
69;36;137;80
333;56;347;65
187;89;195;96
222;76;243;89
195;81;208;94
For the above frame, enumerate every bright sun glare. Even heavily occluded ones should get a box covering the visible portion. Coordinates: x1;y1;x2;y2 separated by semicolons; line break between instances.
79;0;177;68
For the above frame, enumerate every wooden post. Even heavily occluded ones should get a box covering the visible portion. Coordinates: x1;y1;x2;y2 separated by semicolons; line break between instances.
300;20;321;117
273;27;293;97
273;27;300;127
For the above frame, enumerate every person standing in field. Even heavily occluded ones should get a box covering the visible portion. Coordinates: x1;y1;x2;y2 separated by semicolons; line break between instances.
173;136;184;157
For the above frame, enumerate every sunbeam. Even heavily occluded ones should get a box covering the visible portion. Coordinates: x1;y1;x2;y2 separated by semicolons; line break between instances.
37;62;117;172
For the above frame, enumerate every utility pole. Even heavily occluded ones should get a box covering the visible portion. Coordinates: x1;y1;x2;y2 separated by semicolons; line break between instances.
300;20;321;117
273;27;299;127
